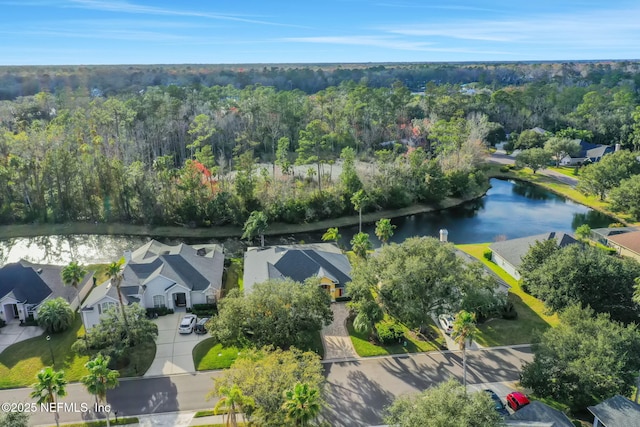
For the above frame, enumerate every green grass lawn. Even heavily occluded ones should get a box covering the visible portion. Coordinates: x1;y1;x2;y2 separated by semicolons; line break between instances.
457;243;559;346
548;166;580;178
222;258;243;297
84;263;110;286
347;315;445;357
0;316;90;389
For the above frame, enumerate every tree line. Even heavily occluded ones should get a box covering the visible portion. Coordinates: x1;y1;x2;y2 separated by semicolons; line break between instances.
1;65;640;228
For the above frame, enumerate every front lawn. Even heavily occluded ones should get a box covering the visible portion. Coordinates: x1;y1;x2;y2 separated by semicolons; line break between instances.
548;166;579;178
347;315;445;357
457;243;559;346
222;258;243;296
0;316;89;389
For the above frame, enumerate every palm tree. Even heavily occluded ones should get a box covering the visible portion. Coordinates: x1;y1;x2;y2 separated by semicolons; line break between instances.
37;298;74;334
374;218;396;245
61;261;87;310
282;383;322;427
351;189;368;233
241;210;269;247
106;261;129;332
452;310;478;391
81;354;119;427
213;384;255;427
321;227;341;245
30;367;67;427
350;232;372;259
352;300;384;340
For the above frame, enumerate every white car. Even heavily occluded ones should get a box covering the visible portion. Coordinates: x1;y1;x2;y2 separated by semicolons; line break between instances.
438;314;455;335
178;314;197;334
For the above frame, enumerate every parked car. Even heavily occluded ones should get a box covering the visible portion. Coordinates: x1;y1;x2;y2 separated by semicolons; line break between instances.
194;317;210;334
506;392;530;411
484;390;509;417
178;314;197;334
438;314;455;335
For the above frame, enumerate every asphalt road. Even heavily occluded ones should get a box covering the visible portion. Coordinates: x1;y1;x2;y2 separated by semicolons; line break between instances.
488;152;579;187
0;345;532;426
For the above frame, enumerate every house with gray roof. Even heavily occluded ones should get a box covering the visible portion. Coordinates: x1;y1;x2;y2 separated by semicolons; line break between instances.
0;260;93;324
243;243;351;301
560;140;615;166
81;240;224;330
489;232;579;280
588;395;640;427
505;401;574;427
591;227;639;246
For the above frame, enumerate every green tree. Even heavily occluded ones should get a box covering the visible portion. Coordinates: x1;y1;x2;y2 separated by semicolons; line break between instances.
282;383;322;427
321;227;341;245
522;244;640;322
81;354;119;427
575;224;592;241
518;239;560;278
296;119;331;192
37;298;74;334
212;347;324;427
609;174;640;220
577;150;640;200
521;305;640;412
555;127;593;141
452;310;477;390
384;378;503;427
350;232;372;260
515;148;552;173
348;237;499;333
351;189;368;233
0;411;29;427
350;299;384;338
374;218;396;245
339;147;362;195
544;137;581;167
241;210;269;247
61;261;87;309
208;279;332;350
275;137;292;177
514;129;548;150
106;260;129;332
212;384;255;427
30;367;67;427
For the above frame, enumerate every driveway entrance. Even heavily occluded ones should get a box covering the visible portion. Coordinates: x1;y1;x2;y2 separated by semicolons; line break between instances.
144;313;206;377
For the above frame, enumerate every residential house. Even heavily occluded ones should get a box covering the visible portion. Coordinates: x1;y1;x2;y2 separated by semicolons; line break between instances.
559;140;614;166
588;395;640;427
81;240;224;330
489;232;579;280
0;260;93;324
506;401;574;427
606;230;640;262
243;243;351;300
591;227;639;246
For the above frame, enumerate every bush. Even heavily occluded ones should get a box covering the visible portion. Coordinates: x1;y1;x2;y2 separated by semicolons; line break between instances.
335;296;352;302
499;165;510;173
146;307;173;317
501;302;518;320
376;321;405;345
483;249;493;261
0;319;5;328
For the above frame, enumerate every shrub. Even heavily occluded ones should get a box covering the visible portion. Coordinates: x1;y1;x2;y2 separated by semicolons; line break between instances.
0;319;5;328
499;165;510;173
335;296;352;302
501;302;518;320
483;249;493;261
146;307;174;317
376;321;405;345
37;297;75;333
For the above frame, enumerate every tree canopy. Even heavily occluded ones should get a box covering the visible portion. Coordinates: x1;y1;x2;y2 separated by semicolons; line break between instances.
211;347;324;427
37;298;74;334
521;305;640;412
577;149;640;200
384;378;503;427
515;148;552;173
208;279;332;350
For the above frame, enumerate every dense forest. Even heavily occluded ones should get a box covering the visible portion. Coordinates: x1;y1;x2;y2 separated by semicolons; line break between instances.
1;61;640;227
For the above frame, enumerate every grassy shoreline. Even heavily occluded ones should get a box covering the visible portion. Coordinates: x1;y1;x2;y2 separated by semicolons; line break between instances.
0;186;489;240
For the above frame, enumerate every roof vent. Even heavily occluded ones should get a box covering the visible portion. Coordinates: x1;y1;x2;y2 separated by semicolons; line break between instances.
36;268;43;274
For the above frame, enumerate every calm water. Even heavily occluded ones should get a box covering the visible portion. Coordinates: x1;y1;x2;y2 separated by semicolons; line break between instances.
0;179;615;265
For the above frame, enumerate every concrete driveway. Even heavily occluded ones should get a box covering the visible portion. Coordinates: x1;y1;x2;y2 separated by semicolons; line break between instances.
144;313;208;377
0;322;43;353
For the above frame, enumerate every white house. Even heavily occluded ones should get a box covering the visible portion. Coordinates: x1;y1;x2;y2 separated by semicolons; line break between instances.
0;260;93;324
81;240;224;330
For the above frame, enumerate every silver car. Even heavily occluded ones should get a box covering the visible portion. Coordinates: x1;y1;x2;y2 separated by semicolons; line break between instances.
178;314;197;334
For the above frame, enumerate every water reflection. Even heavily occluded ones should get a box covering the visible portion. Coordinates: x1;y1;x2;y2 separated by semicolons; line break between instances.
0;179;616;266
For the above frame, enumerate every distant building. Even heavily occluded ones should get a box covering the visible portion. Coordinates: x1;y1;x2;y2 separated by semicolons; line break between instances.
606;230;640;262
560;140;614;166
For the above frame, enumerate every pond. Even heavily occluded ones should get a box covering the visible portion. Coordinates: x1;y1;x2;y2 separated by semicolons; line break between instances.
0;179;616;265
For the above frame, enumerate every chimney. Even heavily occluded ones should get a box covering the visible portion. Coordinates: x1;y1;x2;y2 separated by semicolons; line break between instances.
615;143;621;152
123;250;132;263
439;229;449;243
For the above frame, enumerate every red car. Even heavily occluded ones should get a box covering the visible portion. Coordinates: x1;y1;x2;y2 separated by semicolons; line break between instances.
506;392;530;411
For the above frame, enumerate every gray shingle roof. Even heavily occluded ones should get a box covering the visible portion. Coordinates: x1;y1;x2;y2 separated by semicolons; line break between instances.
588;395;640;427
81;282;120;309
489;232;578;269
506;401;574;427
243;243;351;293
0;263;52;304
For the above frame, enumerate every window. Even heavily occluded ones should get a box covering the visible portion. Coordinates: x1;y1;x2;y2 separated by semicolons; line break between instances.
98;301;115;314
153;295;166;308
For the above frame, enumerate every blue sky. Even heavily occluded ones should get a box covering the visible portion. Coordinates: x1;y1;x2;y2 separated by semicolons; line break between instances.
1;0;639;65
